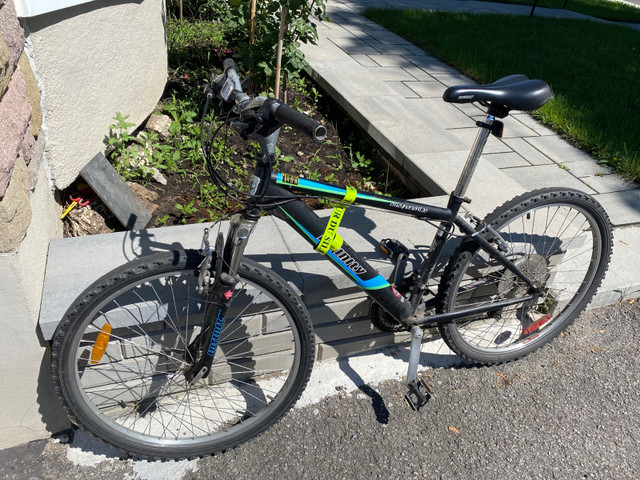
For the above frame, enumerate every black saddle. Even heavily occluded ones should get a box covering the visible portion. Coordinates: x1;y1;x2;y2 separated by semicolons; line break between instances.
443;75;552;117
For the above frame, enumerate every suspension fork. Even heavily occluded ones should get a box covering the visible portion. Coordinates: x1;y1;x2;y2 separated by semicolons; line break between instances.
185;210;259;384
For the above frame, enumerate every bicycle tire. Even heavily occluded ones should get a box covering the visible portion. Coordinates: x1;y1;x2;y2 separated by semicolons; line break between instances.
51;250;314;459
437;188;612;364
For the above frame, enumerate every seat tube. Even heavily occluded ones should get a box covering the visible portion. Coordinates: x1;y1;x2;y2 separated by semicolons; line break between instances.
453;114;494;198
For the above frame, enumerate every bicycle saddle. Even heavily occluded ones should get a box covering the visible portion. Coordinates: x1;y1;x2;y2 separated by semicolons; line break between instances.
443;74;552;117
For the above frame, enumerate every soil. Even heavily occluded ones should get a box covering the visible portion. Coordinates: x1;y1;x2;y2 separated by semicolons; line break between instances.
60;79;410;236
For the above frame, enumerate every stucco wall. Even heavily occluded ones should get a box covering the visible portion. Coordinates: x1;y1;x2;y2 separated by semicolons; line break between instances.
23;0;168;190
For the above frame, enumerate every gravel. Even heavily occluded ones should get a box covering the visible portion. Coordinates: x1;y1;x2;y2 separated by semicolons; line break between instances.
2;301;639;480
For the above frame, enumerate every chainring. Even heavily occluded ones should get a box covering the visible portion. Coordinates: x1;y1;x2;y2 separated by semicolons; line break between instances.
369;301;405;333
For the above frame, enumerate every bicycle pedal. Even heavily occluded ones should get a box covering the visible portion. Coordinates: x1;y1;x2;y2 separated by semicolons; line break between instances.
404;377;434;412
379;238;409;258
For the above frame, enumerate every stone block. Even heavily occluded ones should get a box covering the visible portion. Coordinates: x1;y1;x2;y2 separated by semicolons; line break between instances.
384;81;420;98
501;164;597;194
17;51;41;137
0;69;31;198
511;113;556;136
559;159;610;178
579;174;636;194
484;152;530;169
350;54;378;67
593;190;640;227
0;37;11;98
404;81;444;98
0;154;31;252
39;217;301;340
503;137;553;165
525;135;595;164
80;152;151;230
365;65;417;82
0;0;24;98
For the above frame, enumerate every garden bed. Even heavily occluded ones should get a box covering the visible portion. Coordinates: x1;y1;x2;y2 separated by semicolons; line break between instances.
60;71;412;236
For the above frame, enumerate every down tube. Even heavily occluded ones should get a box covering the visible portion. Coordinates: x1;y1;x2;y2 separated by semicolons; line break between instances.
272;191;414;326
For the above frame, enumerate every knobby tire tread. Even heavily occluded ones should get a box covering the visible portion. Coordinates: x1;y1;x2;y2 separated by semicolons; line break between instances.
50;250;315;459
436;188;612;365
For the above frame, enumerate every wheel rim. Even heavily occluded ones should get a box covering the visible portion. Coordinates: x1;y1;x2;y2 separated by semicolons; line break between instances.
448;201;603;356
65;266;303;450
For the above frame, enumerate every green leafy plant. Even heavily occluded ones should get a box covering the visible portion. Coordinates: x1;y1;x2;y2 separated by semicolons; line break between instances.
225;0;326;92
175;200;198;223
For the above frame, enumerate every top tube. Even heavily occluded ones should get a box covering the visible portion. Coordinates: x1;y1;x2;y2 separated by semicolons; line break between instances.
272;172;454;222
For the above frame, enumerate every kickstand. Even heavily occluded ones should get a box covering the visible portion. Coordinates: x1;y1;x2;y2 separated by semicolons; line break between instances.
404;325;434;412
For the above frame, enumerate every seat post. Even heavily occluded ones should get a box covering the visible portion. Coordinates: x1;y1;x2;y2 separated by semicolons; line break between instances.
453;114;495;199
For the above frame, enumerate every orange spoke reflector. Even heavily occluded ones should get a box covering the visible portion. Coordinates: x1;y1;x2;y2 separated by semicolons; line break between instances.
90;323;112;365
522;314;552;336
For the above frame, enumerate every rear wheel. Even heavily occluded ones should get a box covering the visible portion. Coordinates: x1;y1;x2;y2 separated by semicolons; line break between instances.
51;251;314;459
437;188;612;364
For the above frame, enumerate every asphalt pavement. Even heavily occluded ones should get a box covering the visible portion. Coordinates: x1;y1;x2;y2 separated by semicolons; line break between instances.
2;300;639;480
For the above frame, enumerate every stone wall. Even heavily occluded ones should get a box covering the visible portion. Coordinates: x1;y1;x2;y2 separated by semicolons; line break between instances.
0;0;67;448
0;0;42;251
0;0;167;449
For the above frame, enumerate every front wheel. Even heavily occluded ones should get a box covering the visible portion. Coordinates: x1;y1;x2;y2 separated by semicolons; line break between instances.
51;251;315;459
437;188;612;364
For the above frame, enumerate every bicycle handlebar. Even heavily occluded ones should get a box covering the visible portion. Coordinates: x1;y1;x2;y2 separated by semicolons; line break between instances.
213;58;326;142
271;101;327;142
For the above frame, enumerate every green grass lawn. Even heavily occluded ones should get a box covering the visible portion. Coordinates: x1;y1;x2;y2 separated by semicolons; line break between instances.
363;8;640;182
478;0;640;23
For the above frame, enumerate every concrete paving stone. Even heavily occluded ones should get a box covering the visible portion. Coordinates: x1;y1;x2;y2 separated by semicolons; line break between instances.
594;225;640;307
401;96;475;130
366;54;414;67
330;37;380;55
404;81;445;98
525;135;595;164
350;54;379;67
484;152;530;169
454;102;485;117
403;54;462;76
385;81;421;97
403;44;427;55
39;217;301;340
501;164;597;195
430;71;474;87
511;113;557;136
308;296;370;327
499;115;540;139
314;316;383;344
365;65;417;81
594;190;640;227
559;159;611;178
316;331;411;361
302;46;400;100
578;174;637;195
450;128;513;155
370;43;414;56
399;65;435;81
406;150;527;217
365;30;413;45
317;23;358;38
360;106;470;168
503;137;553;165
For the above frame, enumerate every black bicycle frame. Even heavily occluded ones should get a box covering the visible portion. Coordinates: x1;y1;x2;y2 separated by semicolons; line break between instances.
224;118;542;330
240;171;537;330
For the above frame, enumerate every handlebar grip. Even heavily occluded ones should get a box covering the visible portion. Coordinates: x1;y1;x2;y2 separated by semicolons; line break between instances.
222;58;242;92
223;58;237;74
273;103;327;142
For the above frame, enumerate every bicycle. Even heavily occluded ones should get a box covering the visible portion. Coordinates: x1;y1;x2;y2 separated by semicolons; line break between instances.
50;59;612;459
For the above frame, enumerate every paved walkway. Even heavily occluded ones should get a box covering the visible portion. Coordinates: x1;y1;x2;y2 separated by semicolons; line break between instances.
302;0;640;305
